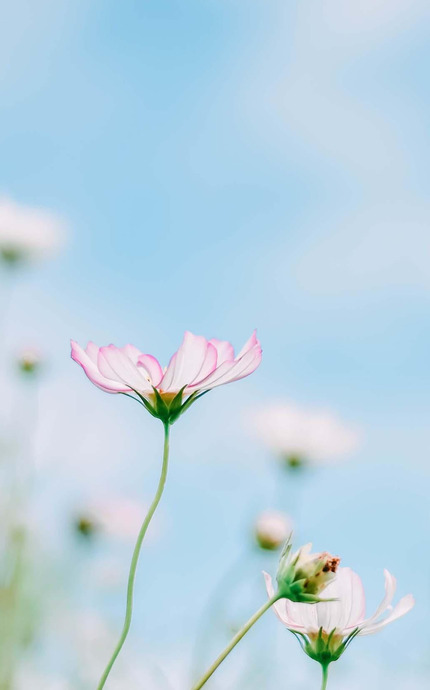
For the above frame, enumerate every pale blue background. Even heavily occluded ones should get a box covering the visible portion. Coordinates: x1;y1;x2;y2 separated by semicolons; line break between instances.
0;1;429;688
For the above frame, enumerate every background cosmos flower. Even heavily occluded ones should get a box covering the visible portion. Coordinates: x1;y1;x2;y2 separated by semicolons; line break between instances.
265;566;414;661
250;402;360;466
0;197;66;264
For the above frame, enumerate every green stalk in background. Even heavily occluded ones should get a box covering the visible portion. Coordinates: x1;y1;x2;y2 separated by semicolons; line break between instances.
96;422;170;690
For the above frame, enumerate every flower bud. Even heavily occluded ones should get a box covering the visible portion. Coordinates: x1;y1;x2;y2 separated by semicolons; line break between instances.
1;247;22;265
75;515;98;538
254;511;292;551
17;348;42;375
276;539;340;603
283;454;305;470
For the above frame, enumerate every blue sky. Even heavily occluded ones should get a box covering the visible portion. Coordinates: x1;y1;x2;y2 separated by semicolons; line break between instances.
0;1;429;688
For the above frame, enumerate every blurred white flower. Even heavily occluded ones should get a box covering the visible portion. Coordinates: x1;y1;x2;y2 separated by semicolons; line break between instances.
16;347;43;375
254;510;292;551
0;196;66;264
250;402;360;467
75;497;149;542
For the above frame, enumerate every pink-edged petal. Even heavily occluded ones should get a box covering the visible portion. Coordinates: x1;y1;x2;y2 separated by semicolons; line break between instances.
159;332;210;392
187;359;235;390
71;340;127;393
359;594;415;636
209;338;234;364
85;341;102;365
122;344;143;363
137;354;163;387
361;569;397;628
196;345;262;391
236;329;259;358
189;342;218;386
98;345;153;392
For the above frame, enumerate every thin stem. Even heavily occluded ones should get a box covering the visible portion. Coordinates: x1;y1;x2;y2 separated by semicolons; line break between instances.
191;595;279;690
96;422;171;690
320;663;329;690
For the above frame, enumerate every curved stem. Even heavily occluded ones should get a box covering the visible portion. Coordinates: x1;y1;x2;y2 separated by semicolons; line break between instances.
320;663;329;690
191;595;279;690
96;422;171;690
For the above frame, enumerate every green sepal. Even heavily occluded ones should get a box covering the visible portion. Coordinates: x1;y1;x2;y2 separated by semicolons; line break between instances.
168;386;187;418
294;627;360;665
136;395;158;418
151;387;170;422
121;391;159;418
122;387;209;424
175;390;208;418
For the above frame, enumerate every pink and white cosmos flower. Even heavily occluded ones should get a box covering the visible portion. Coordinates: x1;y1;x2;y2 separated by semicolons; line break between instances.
264;566;414;663
71;330;262;423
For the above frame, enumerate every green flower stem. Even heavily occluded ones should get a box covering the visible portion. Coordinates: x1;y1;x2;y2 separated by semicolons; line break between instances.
96;422;171;690
191;594;279;690
320;663;330;690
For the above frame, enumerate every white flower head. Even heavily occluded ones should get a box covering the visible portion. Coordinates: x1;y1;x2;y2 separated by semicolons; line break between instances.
265;566;414;665
17;347;43;374
0;196;66;264
254;510;292;551
251;401;360;468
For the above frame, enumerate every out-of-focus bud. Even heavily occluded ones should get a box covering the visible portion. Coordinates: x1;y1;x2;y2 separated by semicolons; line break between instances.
75;515;98;538
254;511;292;551
283;454;305;470
0;197;66;266
275;538;340;603
17;349;42;375
1;247;22;265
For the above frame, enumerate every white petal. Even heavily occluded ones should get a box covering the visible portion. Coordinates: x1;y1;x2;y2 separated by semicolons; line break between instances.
295;543;313;565
286;600;319;632
333;568;366;632
263;572;305;631
286;568;365;635
361;569;397;628
359;594;415;636
71;341;127;393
